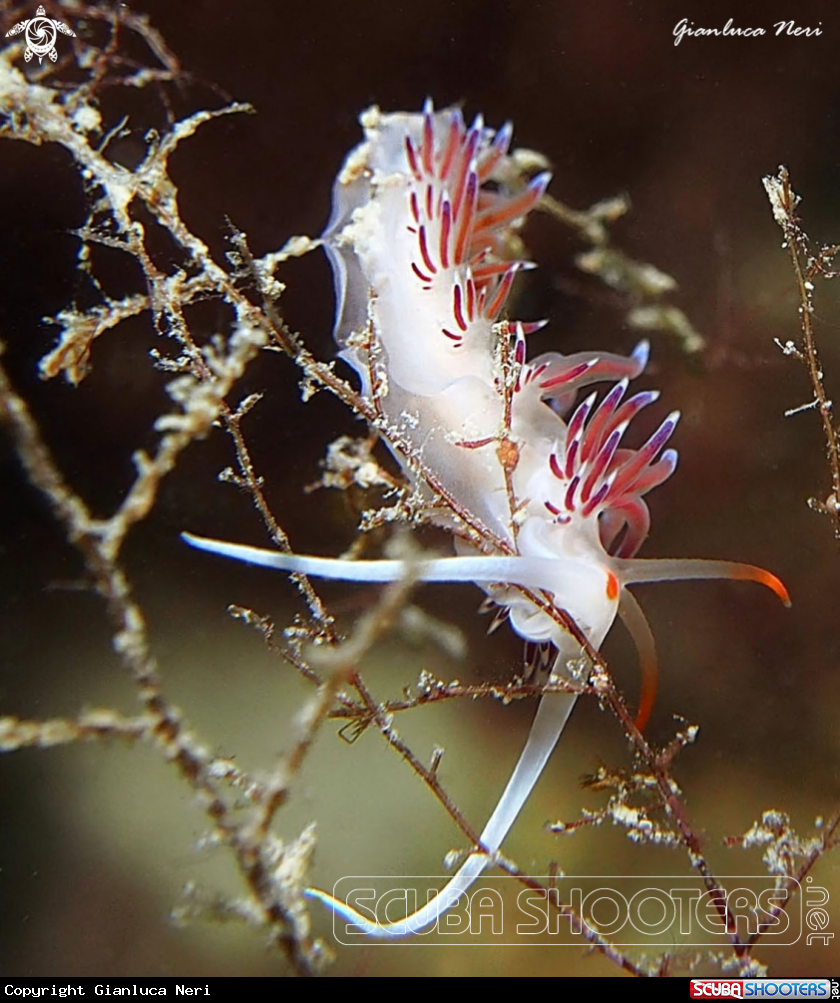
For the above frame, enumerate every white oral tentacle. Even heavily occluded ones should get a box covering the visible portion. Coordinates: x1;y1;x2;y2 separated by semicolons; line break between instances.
182;530;586;935
181;532;596;593
305;690;577;937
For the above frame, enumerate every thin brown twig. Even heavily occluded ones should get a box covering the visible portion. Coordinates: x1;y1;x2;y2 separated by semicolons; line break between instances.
249;566;420;841
0;344;325;974
764;166;840;539
347;647;654;976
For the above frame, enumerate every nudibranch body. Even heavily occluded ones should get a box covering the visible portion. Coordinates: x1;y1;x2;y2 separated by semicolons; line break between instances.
183;101;788;938
322;104;676;555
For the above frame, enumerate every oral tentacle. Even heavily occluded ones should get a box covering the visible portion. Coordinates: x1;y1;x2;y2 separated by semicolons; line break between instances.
305;689;578;937
181;532;605;594
615;557;791;607
618;586;659;731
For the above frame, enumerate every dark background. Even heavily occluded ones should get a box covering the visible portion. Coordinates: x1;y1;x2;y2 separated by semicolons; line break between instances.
0;0;839;978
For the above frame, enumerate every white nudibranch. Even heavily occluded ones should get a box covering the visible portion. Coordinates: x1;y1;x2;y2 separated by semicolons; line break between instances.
183;101;790;938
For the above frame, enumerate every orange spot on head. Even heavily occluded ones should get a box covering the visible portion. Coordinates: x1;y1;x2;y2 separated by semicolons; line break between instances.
606;571;619;601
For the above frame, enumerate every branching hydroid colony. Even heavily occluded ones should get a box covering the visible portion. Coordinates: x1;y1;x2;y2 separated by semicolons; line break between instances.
3;0;837;972
184;101;790;937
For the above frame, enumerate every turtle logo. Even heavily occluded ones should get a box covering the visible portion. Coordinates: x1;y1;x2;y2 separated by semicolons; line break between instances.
5;5;75;64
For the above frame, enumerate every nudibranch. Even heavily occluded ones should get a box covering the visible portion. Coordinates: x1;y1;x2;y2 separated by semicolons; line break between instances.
184;101;788;938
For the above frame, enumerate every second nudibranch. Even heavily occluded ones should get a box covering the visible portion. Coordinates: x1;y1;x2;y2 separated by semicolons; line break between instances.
184;101;789;938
